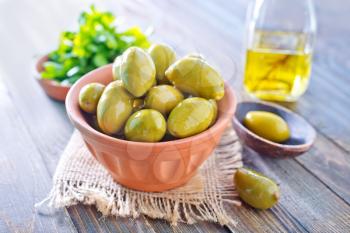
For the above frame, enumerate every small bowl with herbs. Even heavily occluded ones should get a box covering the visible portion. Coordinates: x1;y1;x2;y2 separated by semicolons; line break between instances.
35;6;151;101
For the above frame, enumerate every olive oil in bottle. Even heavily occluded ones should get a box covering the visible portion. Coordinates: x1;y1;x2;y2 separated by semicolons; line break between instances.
244;30;313;102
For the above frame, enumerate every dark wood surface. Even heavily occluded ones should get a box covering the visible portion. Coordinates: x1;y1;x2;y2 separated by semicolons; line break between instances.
0;0;349;232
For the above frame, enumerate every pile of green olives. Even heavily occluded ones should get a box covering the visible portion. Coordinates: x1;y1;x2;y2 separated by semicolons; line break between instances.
78;43;225;142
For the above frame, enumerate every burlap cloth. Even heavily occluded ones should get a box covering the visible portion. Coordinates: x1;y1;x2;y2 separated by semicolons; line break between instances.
38;126;243;226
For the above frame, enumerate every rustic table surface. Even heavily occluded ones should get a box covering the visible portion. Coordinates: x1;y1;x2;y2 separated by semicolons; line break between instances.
1;0;350;232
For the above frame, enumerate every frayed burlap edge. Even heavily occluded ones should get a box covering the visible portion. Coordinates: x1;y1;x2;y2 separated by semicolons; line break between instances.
36;128;243;226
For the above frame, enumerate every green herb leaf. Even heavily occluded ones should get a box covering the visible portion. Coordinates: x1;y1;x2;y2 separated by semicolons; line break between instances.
42;5;151;84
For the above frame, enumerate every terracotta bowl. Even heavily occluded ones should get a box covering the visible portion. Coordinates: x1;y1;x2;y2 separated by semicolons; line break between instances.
35;54;70;102
66;64;237;192
233;101;316;158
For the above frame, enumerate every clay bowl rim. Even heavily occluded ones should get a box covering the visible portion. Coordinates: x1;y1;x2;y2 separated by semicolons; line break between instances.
233;101;316;150
66;64;237;149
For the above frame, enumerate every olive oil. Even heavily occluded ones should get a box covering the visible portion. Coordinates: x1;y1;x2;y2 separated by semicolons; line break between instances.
244;31;313;101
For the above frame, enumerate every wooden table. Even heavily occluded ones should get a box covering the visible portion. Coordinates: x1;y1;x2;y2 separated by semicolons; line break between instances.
1;0;349;232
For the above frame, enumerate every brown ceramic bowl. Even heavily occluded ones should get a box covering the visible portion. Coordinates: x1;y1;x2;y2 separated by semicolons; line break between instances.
66;64;237;192
233;101;316;158
35;54;70;102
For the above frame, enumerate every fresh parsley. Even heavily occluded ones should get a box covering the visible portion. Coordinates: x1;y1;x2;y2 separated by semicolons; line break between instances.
41;5;151;84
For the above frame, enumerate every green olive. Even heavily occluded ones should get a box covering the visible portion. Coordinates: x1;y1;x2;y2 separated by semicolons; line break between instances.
148;43;176;84
235;168;280;210
243;111;290;143
208;99;218;126
167;97;214;138
112;55;122;80
120;47;156;97
145;85;184;115
78;83;105;113
124;109;166;142
165;56;225;100
97;80;134;135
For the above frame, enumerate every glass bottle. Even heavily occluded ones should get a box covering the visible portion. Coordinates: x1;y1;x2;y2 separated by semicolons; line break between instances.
243;0;317;102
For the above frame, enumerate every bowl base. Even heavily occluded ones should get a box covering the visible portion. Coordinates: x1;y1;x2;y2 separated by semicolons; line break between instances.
112;172;196;192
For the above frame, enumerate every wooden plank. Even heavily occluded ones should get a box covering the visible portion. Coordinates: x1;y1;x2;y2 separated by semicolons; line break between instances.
0;1;74;175
296;133;350;203
71;205;231;233
0;1;80;231
145;217;231;233
68;205;231;233
0;74;76;233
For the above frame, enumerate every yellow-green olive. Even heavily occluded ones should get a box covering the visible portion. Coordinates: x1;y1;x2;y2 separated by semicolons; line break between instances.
124;109;166;142
120;47;156;97
243;111;290;143
165;56;225;100
145;85;184;115
112;55;122;80
208;99;218;126
167;97;214;138
148;43;176;84
235;168;280;210
97;80;134;135
78;83;105;113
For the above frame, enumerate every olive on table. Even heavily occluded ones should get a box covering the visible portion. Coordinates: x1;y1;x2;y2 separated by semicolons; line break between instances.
124;109;166;142
112;55;122;80
120;47;156;97
234;168;280;210
165;56;225;100
148;43;176;84
145;85;184;115
167;97;214;138
243;111;290;143
97;80;134;135
78;83;105;113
